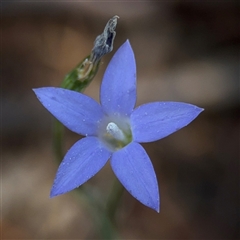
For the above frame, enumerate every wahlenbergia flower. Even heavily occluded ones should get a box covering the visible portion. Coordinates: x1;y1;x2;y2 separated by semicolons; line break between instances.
33;40;203;212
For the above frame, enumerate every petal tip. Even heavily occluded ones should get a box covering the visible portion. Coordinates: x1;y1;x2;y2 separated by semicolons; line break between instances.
155;203;160;213
49;193;55;199
32;87;53;97
32;88;40;95
195;106;205;116
155;207;160;213
50;187;58;198
50;186;65;198
124;39;131;46
120;39;133;55
149;196;160;213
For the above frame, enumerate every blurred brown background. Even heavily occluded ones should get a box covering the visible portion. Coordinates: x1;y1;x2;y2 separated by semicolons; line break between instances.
2;1;239;239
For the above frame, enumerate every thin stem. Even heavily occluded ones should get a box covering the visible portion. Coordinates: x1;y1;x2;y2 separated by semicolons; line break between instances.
105;179;125;224
53;119;64;162
74;185;119;239
51;15;120;239
94;179;125;239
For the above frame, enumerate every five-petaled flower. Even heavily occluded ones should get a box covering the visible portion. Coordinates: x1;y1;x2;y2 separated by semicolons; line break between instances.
33;40;203;212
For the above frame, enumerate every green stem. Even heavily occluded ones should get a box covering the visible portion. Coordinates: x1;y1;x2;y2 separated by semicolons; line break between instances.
97;179;124;239
74;185;119;239
52;15;120;238
53;119;65;162
105;179;125;224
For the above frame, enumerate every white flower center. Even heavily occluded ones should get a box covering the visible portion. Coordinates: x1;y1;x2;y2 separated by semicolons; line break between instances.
98;115;132;152
106;122;125;141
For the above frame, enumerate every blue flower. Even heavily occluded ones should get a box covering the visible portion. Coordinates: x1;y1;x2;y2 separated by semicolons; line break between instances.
33;40;203;212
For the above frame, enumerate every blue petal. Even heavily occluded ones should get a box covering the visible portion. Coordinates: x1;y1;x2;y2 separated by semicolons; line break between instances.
100;40;136;116
111;142;159;212
33;87;104;136
50;136;111;197
131;102;204;143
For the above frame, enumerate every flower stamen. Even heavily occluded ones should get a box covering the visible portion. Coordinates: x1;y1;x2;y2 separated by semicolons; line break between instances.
106;122;125;141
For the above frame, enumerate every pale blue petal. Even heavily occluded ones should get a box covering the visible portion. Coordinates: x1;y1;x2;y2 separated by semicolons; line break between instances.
50;137;111;197
100;40;136;116
33;87;104;136
111;142;159;212
131;102;204;143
